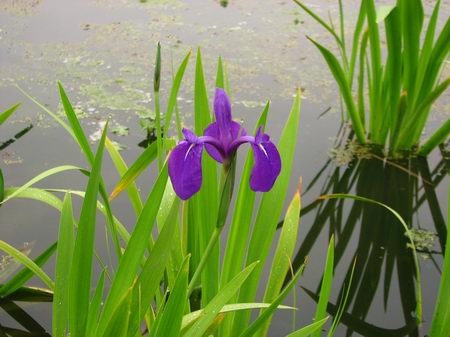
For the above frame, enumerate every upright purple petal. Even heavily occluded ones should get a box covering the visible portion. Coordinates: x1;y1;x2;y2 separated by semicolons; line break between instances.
249;140;281;192
204;120;246;162
214;88;232;130
182;128;200;144
168;141;204;200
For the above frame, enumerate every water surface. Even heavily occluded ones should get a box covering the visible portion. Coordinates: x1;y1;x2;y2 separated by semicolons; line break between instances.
0;0;449;336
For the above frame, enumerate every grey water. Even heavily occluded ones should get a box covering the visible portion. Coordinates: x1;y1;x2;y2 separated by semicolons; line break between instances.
0;0;449;336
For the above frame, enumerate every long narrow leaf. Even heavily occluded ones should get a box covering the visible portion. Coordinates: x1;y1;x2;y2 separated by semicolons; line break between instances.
0;104;20;125
58;82;121;260
0;241;54;291
109;139;175;201
258;187;301;335
105;137;143;214
312;236;334;337
286;317;329;337
184;262;258;337
99;287;133;337
126;198;180;336
53;194;74;337
95;162;169;336
191;48;219;304
429;181;450;337
231;90;301;334
0;243;56;297
308;38;365;144
0;165;82;204
152;256;190;337
85;271;106;336
418;118;450;156
68;123;108;337
163;50;191;140
242;263;306;337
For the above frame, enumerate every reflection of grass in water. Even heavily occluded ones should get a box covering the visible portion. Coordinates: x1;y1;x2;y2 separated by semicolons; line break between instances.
287;151;448;336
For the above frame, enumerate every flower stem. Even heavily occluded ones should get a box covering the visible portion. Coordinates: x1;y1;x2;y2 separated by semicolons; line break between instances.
187;157;236;299
187;226;223;298
154;91;163;170
153;42;163;170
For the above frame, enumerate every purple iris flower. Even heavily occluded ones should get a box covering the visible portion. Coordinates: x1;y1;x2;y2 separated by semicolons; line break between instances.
168;88;281;200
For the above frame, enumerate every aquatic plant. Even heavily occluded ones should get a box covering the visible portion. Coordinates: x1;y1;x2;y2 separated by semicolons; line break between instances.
0;49;350;336
294;0;450;156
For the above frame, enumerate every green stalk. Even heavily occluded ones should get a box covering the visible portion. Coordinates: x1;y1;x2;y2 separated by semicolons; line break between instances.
365;0;383;142
154;92;162;170
349;2;366;86
188;158;236;298
187;226;222;298
154;43;163;170
337;0;350;75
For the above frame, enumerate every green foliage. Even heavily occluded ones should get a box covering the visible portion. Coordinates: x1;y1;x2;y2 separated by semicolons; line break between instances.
68;121;107;337
0;103;20;125
295;0;450;155
429;180;450;337
0;104;21;205
0;50;351;337
311;236;334;337
53;194;74;337
0;242;56;297
286;317;329;337
258;187;302;335
228;88;301;336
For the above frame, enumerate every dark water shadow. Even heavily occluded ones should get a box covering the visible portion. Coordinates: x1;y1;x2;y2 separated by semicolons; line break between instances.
0;125;34;151
0;287;51;337
285;146;449;337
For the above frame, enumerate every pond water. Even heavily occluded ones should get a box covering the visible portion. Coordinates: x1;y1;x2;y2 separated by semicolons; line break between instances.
0;0;449;336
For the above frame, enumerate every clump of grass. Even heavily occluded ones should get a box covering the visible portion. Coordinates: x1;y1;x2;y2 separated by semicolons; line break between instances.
0;48;348;336
294;0;450;156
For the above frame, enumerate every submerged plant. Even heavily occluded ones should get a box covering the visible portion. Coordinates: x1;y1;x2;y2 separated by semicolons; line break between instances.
295;0;450;156
169;88;281;200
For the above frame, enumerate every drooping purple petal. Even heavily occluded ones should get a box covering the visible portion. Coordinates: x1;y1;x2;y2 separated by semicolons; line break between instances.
249;140;281;192
168;141;204;200
204;121;246;162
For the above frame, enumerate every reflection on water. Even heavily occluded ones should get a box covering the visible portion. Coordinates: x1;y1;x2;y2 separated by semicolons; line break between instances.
290;147;448;337
0;124;34;151
0;287;52;336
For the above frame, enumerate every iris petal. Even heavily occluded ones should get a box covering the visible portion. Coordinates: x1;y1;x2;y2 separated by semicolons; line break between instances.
214;88;232;134
249;140;281;192
168;141;204;200
204;121;246;163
